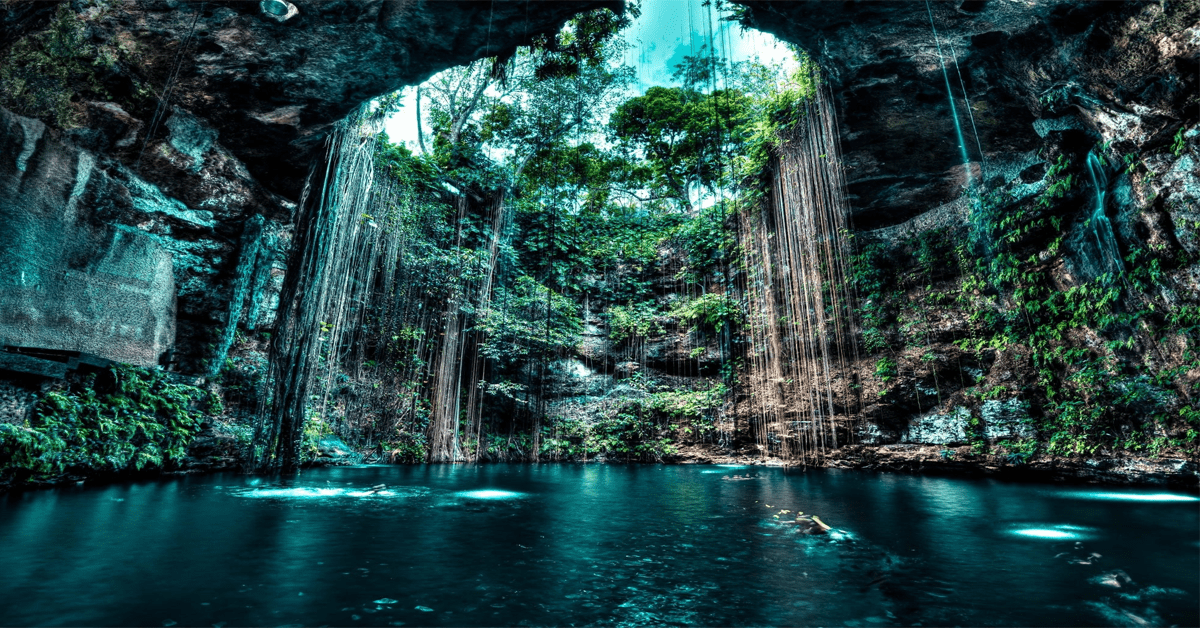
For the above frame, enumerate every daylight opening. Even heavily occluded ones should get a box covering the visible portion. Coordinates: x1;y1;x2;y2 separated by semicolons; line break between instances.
251;0;862;469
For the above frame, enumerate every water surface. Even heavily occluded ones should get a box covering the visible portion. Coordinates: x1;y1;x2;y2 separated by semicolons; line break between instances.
1;465;1195;626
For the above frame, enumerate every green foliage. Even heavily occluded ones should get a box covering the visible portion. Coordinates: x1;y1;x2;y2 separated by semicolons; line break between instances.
375;135;443;195
911;229;957;278
874;357;897;383
300;415;331;463
537;380;726;461
473;424;693;462
669;292;743;332
736;52;821;181
608;85;751;210
947;153;1200;455
607;301;663;343
0;5;128;128
671;201;735;279
539;412;676;462
850;242;895;353
0;366;210;484
1038;159;1075;209
526;6;636;80
380;432;428;464
649;383;727;422
1171;127;1186;157
476;275;582;368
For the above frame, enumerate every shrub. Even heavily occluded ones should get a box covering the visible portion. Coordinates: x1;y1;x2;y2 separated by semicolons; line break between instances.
669;293;743;332
0;365;211;484
874;357;897;383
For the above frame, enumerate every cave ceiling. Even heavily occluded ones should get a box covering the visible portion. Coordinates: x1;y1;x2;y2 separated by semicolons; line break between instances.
5;1;1197;225
55;0;619;197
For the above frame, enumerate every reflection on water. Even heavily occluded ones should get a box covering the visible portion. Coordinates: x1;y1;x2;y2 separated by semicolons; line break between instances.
0;465;1195;627
1059;491;1200;502
456;489;524;500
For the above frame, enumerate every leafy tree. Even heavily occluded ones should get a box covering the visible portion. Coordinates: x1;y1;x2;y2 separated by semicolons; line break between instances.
527;4;641;80
476;275;582;370
608;86;750;211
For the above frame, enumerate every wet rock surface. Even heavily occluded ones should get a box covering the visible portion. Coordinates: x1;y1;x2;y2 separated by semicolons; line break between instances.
902;407;971;445
314;434;363;466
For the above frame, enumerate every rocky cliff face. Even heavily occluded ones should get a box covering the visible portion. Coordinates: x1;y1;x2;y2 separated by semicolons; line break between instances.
0;106;175;373
0;1;1196;482
718;1;1199;472
0;102;290;376
0;0;614;379
737;0;1199;229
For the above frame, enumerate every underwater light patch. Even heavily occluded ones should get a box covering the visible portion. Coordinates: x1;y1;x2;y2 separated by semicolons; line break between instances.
703;465;754;474
826;529;854;542
1011;529;1075;539
1006;524;1096;540
457;489;524;500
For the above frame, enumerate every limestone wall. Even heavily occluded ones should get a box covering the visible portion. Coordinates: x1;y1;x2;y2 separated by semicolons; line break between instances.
0;108;174;367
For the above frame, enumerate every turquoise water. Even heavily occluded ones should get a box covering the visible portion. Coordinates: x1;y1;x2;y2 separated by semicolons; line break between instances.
0;465;1195;626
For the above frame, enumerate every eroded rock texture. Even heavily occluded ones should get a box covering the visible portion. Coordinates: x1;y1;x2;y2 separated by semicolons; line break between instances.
75;0;618;197
0;107;174;369
0;104;288;373
736;0;1199;228
0;0;618;375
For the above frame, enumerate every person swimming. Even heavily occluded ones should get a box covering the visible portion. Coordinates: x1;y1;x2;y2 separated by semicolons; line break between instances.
792;513;832;534
721;473;759;481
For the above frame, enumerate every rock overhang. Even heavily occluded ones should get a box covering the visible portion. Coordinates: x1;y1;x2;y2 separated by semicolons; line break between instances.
732;0;1198;228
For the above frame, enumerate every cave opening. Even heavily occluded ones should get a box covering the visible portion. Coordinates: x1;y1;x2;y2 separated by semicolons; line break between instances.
250;0;868;470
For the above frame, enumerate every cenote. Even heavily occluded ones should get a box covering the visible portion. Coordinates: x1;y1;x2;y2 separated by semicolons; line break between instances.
1;465;1197;627
1;1;1199;626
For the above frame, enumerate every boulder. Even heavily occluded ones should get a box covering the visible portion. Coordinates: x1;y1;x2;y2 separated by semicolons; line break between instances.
315;434;362;465
902;407;970;445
